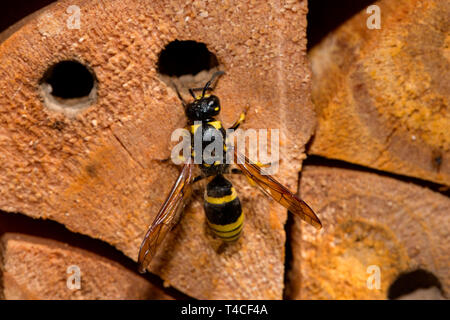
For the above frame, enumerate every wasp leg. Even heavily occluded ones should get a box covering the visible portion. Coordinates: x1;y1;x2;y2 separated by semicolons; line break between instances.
229;105;249;131
155;152;195;167
231;168;243;175
156;154;188;164
193;175;206;184
155;157;172;163
254;160;279;168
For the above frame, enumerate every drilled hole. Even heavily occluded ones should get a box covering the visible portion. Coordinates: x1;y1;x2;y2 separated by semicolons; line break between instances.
157;40;219;77
388;269;444;299
307;0;378;50
40;60;97;116
157;40;222;102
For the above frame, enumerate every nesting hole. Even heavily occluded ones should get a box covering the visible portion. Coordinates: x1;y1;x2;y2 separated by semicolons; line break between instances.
40;60;97;116
157;40;219;77
307;0;378;50
156;40;221;103
388;269;444;299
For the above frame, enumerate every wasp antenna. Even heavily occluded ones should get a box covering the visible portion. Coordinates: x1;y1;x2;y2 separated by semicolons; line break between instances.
187;71;225;99
170;80;187;108
189;88;197;99
202;70;225;97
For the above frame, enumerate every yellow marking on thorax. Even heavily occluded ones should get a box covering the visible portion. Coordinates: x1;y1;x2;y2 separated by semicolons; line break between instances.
205;187;237;205
196;94;211;99
207;120;222;130
190;124;201;134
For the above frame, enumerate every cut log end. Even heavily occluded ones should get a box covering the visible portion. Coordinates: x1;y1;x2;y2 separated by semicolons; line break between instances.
0;233;172;300
309;0;450;186
286;165;449;300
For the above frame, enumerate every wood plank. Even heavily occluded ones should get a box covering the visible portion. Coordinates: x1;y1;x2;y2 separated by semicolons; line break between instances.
308;0;450;185
0;233;172;299
286;165;449;299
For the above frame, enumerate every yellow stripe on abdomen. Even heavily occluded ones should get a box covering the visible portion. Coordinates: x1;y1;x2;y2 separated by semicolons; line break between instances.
207;211;244;241
204;187;237;205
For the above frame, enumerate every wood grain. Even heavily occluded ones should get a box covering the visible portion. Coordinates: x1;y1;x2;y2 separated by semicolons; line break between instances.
308;0;450;185
0;233;171;299
286;165;449;299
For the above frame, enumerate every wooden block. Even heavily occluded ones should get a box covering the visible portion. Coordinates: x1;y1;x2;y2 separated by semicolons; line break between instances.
0;233;171;299
0;0;314;298
308;0;450;185
285;165;449;299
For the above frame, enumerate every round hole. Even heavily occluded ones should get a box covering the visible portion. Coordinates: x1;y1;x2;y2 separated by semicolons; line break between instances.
40;60;97;116
157;40;219;77
388;269;444;299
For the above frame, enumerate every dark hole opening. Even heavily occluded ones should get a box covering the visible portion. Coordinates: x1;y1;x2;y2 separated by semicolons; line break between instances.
387;269;443;299
157;40;219;77
307;0;378;50
41;60;95;99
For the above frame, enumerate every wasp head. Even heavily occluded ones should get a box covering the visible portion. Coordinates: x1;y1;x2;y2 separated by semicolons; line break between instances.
185;94;221;121
173;71;224;122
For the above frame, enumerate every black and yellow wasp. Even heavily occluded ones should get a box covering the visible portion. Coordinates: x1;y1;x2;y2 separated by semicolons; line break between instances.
138;71;322;273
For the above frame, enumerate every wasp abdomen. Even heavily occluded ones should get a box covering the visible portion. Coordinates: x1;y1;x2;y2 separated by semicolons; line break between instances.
204;175;243;242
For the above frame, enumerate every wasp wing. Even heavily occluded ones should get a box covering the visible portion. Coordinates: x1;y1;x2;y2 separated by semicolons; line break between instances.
234;149;322;229
138;159;194;273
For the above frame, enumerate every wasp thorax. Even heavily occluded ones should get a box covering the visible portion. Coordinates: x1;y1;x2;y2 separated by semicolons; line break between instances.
185;95;221;121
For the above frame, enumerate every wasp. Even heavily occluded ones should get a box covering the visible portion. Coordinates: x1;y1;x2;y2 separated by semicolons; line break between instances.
138;71;322;273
